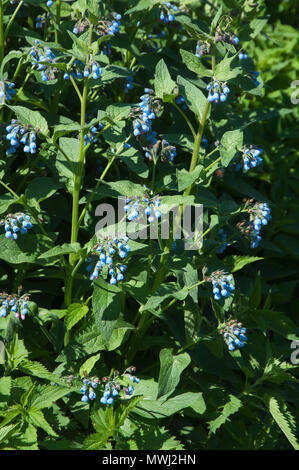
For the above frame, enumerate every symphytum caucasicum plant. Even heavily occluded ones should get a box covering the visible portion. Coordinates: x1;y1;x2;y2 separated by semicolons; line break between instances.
0;0;298;451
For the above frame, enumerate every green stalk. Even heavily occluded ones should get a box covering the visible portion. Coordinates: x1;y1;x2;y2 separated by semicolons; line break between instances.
0;1;4;63
4;0;24;41
55;0;61;44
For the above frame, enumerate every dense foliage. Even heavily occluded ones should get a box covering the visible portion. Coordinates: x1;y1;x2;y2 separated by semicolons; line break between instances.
0;0;298;450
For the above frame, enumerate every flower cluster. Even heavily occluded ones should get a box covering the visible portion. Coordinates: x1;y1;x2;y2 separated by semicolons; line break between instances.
220;320;247;351
215;29;239;45
206;270;235;300
74;13;121;37
216;229;228;254
125;194;162;223
1;212;34;240
83;122;104;146
30;41;58;82
86;236;131;285
233;145;263;172
0;81;16;104
35;14;46;29
195;42;210;58
46;0;55;6
80;367;140;405
160;2;179;23
80;377;99;402
100;367;140;405
143;138;176;164
248;202;271;248
132;88;158;137
239;51;248;60
5;120;38;155
0;288;30;320
207;80;230;103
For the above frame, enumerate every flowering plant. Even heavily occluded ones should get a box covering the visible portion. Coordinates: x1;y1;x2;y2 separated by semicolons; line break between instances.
0;0;298;451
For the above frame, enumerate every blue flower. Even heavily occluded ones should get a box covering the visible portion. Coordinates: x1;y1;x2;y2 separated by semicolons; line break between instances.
221;320;247;351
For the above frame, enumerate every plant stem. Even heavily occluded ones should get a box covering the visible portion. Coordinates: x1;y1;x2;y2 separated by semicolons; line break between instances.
0;1;4;63
55;0;61;44
4;1;24;41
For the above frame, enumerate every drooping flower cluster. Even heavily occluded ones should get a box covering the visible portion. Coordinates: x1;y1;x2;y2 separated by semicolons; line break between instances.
160;2;179;23
234;145;263;172
220;320;247;351
73;13;121;37
207;80;230;103
238;201;271;248
143;138;176;163
195;42;210;58
215;29;239;45
239;51;248;60
86;236;130;285
79;367;140;405
0;81;16;104
0;288;30;320
125;194;162;223
5;120;38;155
132;88;158;138
30;41;58;82
216;229;228;254
1;212;34;240
80;377;99;402
83;122;104;146
35;14;46;29
206;270;235;300
100;367;140;405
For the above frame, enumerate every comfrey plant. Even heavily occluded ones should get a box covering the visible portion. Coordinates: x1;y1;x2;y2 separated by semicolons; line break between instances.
86;236;130;284
205;270;235;301
0;0;297;452
0;212;33;239
5;120;38;155
219;320;248;351
0;287;30;320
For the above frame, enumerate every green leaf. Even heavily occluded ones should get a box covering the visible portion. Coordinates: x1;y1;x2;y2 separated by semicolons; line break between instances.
157;349;191;399
180;49;212;78
0;234;54;265
0;377;12;403
28;407;58;437
220;129;243;166
18;360;65;385
214;55;242;81
92;278;123;344
154;59;176;100
79;352;101;378
208;394;242;434
38;242;82;259
176;166;202;192
0;194;16;215
65;303;89;331
28;385;72;410
6;105;49;136
25;177;61;210
83;432;109;450
143;284;188;311
177;76;207;121
265;395;299;450
224;255;263;273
